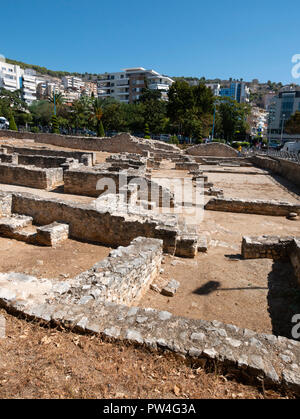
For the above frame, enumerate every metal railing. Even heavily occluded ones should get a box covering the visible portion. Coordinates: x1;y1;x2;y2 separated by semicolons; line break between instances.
246;148;300;164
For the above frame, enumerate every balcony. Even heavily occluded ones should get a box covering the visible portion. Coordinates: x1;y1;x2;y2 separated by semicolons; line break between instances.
148;83;170;90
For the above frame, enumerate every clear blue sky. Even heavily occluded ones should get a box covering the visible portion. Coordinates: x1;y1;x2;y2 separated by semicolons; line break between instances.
1;0;299;84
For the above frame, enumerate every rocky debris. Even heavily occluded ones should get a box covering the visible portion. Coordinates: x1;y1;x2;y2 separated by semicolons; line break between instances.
287;212;299;221
150;283;161;293
198;236;208;253
206;187;224;198
161;279;180;297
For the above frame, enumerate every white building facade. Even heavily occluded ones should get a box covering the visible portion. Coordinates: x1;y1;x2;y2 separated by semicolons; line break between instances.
98;67;174;104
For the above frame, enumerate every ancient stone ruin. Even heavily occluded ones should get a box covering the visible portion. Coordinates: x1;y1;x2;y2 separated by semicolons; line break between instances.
1;131;300;395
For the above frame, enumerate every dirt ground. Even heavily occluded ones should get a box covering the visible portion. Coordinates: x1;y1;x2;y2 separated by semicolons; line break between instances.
141;165;300;339
0;309;289;399
0;237;111;279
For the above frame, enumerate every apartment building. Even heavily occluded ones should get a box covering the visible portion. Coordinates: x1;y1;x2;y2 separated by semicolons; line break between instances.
81;81;98;97
0;61;23;92
36;79;64;100
0;62;38;104
220;81;250;103
62;76;84;90
205;83;221;97
248;106;268;137
98;67;174;103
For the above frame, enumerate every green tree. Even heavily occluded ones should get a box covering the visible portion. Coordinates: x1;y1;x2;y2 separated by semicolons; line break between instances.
167;80;214;139
51;114;60;134
144;123;151;139
9;113;17;131
216;98;250;142
285;111;300;134
29;100;53;126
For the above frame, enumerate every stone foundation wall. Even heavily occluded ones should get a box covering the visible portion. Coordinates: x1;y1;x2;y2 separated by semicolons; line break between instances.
205;197;300;216
0;192;12;216
66;237;163;305
0;163;64;190
0;153;17;164
1;274;300;394
0;130;180;157
290;239;300;283
251;156;300;188
17;154;72;168
2;145;95;166
64;169;175;207
175;162;200;171
242;235;300;285
10;192;180;254
241;236;293;260
186;143;239;157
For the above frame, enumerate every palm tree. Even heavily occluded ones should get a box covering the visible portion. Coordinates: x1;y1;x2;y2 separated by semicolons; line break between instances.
48;92;64;106
90;98;108;137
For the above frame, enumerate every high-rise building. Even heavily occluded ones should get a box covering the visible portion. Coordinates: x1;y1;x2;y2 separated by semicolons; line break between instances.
97;67;174;103
267;89;300;142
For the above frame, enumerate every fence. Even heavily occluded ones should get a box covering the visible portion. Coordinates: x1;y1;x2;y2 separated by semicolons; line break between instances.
244;148;300;164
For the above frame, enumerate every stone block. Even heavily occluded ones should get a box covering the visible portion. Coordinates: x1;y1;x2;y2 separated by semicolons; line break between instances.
36;222;69;246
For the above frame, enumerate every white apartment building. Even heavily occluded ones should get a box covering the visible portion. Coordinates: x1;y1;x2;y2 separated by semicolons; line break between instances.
98;67;174;103
205;83;221;97
62;89;80;104
0;61;23;92
0;61;38;104
62;76;84;91
22;70;37;104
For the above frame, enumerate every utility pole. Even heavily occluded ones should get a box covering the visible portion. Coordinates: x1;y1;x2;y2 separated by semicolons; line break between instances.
280;113;285;143
211;103;216;141
53;87;56;116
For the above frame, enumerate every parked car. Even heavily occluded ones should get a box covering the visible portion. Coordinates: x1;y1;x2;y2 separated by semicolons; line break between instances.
0;117;9;129
281;141;300;154
268;140;282;150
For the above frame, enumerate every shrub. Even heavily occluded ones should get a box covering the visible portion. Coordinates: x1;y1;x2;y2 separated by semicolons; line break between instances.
169;135;179;145
97;120;105;137
31;126;40;133
9;114;17;131
144;123;151;139
212;138;226;143
51;114;60;134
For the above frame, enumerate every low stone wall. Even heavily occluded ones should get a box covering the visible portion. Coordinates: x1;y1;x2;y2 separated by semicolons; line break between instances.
251;156;300;188
175;162;200;171
1;145;95;166
241;236;294;260
0;163;64;190
0;192;12;216
64;237;163;305
1;272;300;393
0;153;17;164
64;168;175;207
290;239;300;283
17;154;72;169
186;143;239;157
242;235;300;285
9;191;182;254
205;197;300;216
0;130;180;157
